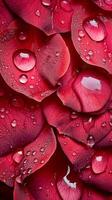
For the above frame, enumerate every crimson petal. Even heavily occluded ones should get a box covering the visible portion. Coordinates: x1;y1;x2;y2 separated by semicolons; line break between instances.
0;20;70;101
16;126;56;182
71;1;112;74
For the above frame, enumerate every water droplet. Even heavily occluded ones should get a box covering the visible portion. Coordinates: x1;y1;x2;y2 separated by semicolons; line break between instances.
61;20;65;24
81;76;102;91
27;168;32;174
13;150;23;163
104;0;112;5
60;0;72;12
13;50;36;72
11;119;17;128
0;108;5;112
0;114;5;119
11;97;24;107
92;155;107;174
26;151;31;156
29;85;34;89
38;186;42;190
40;160;45;164
41;0;51;6
19;74;28;84
19;32;27;41
78;30;85;38
56;52;60;57
88;50;94;56
34;158;38;163
40;147;45;152
35;10;41;17
71;111;78;119
101;121;107;127
16;175;22;184
87;135;95;147
32;150;36;156
83;18;106;41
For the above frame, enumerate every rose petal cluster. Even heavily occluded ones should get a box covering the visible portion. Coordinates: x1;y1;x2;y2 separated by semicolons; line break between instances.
1;0;112;199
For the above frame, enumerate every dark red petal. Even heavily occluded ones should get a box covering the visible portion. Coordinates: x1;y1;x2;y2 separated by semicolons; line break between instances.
57;166;82;200
57;64;82;112
80;151;112;192
0;77;45;156
71;1;112;74
4;0;75;35
82;187;107;200
14;183;33;200
0;182;13;200
73;69;111;112
0;20;69;101
58;135;93;171
0;153;16;187
17;126;56;182
0;0;14;32
14;149;68;200
92;0;112;11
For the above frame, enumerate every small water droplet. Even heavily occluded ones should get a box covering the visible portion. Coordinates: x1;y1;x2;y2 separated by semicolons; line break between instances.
13;150;23;163
13;50;36;72
19;32;27;41
38;186;42;190
83;18;106;42
60;0;72;12
40;160;45;164
23;159;27;164
11;119;17;128
78;30;85;38
32;151;36;156
40;147;45;152
0;108;5;112
27;168;32;174
71;111;78;119
56;52;60;57
26;151;31;156
87;135;95;147
19;74;28;84
29;85;34;89
92;155;107;174
88;50;94;56
0;114;5;119
61;20;65;25
41;0;51;6
101;121;107;127
35;9;41;17
34;158;38;163
16;175;22;184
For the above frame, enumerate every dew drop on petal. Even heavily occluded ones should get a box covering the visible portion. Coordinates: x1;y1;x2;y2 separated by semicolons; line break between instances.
13;150;23;163
11;119;17;128
13;50;36;72
19;32;27;41
35;10;41;17
41;0;51;6
81;76;102;91
92;155;107;174
19;74;28;84
87;135;95;147
60;0;72;12
83;18;106;42
16;175;22;184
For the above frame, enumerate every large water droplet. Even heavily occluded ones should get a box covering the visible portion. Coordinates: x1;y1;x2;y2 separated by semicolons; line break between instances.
92;155;107;174
41;0;51;6
104;0;112;5
60;0;72;12
13;150;23;163
19;74;28;84
13;50;36;72
81;76;102;91
83;18;106;42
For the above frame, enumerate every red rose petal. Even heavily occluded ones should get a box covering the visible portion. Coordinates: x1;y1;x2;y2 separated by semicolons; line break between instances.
57;166;82;200
16;126;56;181
71;1;112;74
92;0;112;11
0;153;16;187
4;0;75;35
73;69;111;112
80;151;112;192
0;77;45;156
82;187;107;200
58;135;93;171
0;20;70;102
